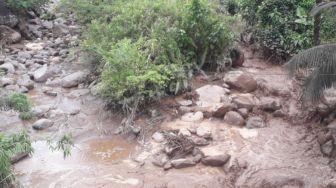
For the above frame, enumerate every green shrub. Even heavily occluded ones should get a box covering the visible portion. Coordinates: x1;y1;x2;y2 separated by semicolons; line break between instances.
4;92;35;120
0;131;33;187
19;111;35;121
67;0;233;114
5;92;31;112
5;0;47;10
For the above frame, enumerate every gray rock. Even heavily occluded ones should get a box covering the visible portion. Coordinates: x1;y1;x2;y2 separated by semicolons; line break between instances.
181;111;204;122
152;132;165;143
0;1;18;27
18;51;32;60
0;77;14;87
237;108;249;118
0;62;15;73
196;126;211;139
5;84;20;92
259;97;281;111
232;93;257;110
152;154;169;167
32;119;54;130
61;71;88;88
246;116;266;129
0;25;21;44
171;158;196;169
321;139;334;156
224;111;245;126
212;102;237;118
190;136;209;146
178;100;193;106
196;85;228;107
224;71;257;93
17;75;34;90
34;65;52;82
201;154;231;166
52;23;69;36
178;128;191;137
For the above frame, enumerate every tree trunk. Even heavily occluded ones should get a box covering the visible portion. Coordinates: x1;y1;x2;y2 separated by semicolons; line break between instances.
314;0;322;45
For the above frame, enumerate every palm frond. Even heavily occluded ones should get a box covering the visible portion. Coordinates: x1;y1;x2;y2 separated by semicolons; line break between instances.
310;2;336;17
285;44;336;102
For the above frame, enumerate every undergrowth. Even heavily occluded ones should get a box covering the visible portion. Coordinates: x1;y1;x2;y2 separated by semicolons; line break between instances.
64;0;235;124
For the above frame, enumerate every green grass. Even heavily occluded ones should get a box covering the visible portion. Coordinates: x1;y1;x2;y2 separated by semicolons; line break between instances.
3;92;35;120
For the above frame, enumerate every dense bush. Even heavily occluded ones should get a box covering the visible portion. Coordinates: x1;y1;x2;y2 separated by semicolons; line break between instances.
67;0;234;114
5;0;47;10
238;0;315;59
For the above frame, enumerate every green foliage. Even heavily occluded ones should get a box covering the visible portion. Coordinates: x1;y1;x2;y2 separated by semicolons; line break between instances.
5;0;47;10
5;92;31;112
67;0;233;114
3;92;35;121
320;9;336;43
47;133;74;158
238;0;316;58
19;111;35;121
0;131;33;187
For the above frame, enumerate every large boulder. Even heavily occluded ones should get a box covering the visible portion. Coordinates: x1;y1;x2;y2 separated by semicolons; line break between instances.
0;62;15;73
195;85;228;107
0;25;21;44
223;111;245;126
232;93;258;110
259;97;281;111
32;119;54;130
17;75;34;90
0;1;18;27
33;65;52;82
224;71;257;93
201;154;231;166
61;71;88;88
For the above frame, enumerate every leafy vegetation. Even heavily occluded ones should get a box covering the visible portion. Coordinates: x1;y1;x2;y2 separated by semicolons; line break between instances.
0;131;33;187
47;133;74;158
3;92;35;120
66;0;234;117
5;0;47;10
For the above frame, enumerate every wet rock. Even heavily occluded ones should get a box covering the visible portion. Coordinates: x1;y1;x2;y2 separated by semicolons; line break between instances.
196;85;228;107
321;140;335;156
223;71;257;93
32;119;54;130
178;100;193;107
178;128;191;137
152;154;169;167
259;97;281;111
273;109;286;117
196;126;211;139
0;77;14;87
201;154;231;166
171;158;196;169
0;62;15;73
46;78;61;87
34;65;52;82
68;89;90;98
246;116;266;129
0;25;21;44
0;1;19;27
190;136;209;146
163;162;173;170
42;87;57;97
181;111;204;122
213;103;237;118
232;93;257;110
5;84;20;92
61;71;88;88
224;111;245;126
152;132;165;143
17;75;34;90
237;108;249;118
